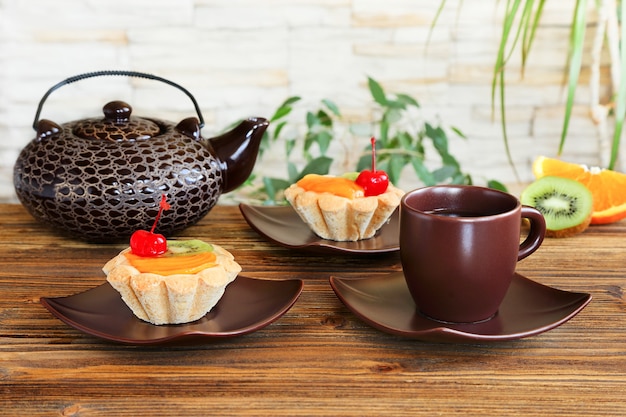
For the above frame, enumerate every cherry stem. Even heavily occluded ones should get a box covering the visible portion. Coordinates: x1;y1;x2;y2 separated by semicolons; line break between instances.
150;194;170;234
370;137;377;172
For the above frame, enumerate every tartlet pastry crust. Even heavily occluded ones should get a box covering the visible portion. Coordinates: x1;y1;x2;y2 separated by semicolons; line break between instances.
284;182;404;241
103;243;241;325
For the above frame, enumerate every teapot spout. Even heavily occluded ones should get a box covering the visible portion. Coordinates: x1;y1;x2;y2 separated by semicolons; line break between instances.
209;117;269;193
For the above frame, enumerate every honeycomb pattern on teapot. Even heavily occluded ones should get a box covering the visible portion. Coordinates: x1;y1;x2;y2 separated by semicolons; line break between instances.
14;122;223;242
73;117;161;141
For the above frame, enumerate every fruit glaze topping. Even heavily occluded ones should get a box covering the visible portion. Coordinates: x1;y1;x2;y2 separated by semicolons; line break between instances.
296;137;389;198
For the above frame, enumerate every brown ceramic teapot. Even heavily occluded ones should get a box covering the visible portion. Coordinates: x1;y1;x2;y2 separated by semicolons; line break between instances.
13;71;269;242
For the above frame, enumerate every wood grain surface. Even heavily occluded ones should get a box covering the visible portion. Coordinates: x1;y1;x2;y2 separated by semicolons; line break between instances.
0;203;625;416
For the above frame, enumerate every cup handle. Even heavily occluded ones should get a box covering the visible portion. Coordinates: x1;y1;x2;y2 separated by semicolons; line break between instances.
518;206;546;261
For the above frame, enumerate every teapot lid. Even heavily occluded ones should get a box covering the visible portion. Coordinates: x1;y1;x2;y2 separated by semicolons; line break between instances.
72;100;161;141
32;71;207;142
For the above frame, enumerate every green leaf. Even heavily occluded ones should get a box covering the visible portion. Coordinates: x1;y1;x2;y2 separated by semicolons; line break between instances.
491;0;524;180
411;158;436;186
558;0;588;155
356;152;370;172
368;77;388;106
487;180;508;192
397;131;413;149
242;173;257;188
304;131;333;156
383;108;403;124
515;0;536;75
426;0;448;52
285;138;296;157
432;165;457;183
270;106;292;122
316;109;333;127
442;153;461;171
450;126;467;139
322;99;341;117
296;156;333;180
388;154;408;185
414;137;425;156
271;96;301;121
315;131;333;155
450;173;472;185
287;161;298;182
259;131;271;157
609;0;626;170
306;111;319;129
282;96;302;107
395;93;420;108
497;64;519;180
521;0;546;74
384;98;408;110
378;119;390;144
491;0;522;116
272;120;287;142
262;177;292;203
262;177;276;202
425;123;449;155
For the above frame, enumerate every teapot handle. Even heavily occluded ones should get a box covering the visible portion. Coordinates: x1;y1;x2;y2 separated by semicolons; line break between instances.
32;70;205;130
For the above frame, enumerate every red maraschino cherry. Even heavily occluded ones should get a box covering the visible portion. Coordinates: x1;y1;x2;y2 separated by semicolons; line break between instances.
130;194;171;257
356;137;389;196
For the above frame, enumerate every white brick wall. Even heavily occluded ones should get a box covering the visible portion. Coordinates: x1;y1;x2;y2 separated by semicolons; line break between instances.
0;0;621;202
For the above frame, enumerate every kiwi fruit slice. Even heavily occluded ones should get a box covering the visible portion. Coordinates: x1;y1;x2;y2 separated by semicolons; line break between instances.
521;176;593;238
341;172;359;181
166;240;213;256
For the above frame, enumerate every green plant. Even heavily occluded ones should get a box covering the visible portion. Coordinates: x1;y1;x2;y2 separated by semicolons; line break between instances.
355;77;502;188
253;96;340;204
240;77;505;205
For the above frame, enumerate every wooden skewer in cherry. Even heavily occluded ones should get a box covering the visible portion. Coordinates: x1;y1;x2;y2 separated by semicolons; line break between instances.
355;137;389;196
130;194;171;256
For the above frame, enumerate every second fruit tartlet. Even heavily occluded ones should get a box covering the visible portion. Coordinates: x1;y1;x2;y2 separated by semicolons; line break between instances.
284;173;405;241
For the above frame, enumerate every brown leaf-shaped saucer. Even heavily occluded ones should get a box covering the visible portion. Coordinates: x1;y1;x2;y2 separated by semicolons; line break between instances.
41;276;303;345
239;204;399;254
330;271;591;343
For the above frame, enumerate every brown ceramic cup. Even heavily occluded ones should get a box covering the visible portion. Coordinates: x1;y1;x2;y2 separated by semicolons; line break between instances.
399;185;546;324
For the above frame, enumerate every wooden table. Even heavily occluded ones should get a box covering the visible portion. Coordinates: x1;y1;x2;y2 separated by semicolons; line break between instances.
1;203;625;416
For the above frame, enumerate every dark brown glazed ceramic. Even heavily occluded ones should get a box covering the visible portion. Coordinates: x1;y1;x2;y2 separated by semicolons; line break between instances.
239;204;400;254
399;185;546;323
40;276;303;345
13;71;269;242
329;272;591;343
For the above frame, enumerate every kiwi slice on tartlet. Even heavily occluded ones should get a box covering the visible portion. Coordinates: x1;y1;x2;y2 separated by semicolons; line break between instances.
166;240;213;256
521;176;593;238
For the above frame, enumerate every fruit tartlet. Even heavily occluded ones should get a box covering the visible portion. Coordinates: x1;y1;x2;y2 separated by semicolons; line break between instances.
284;138;405;241
102;196;241;325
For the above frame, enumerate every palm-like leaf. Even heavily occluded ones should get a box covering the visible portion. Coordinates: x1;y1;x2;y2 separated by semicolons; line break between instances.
433;0;623;171
609;1;626;169
558;0;588;156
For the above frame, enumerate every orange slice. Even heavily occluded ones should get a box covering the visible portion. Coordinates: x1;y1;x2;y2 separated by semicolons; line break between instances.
532;156;626;224
124;251;217;275
296;174;364;199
